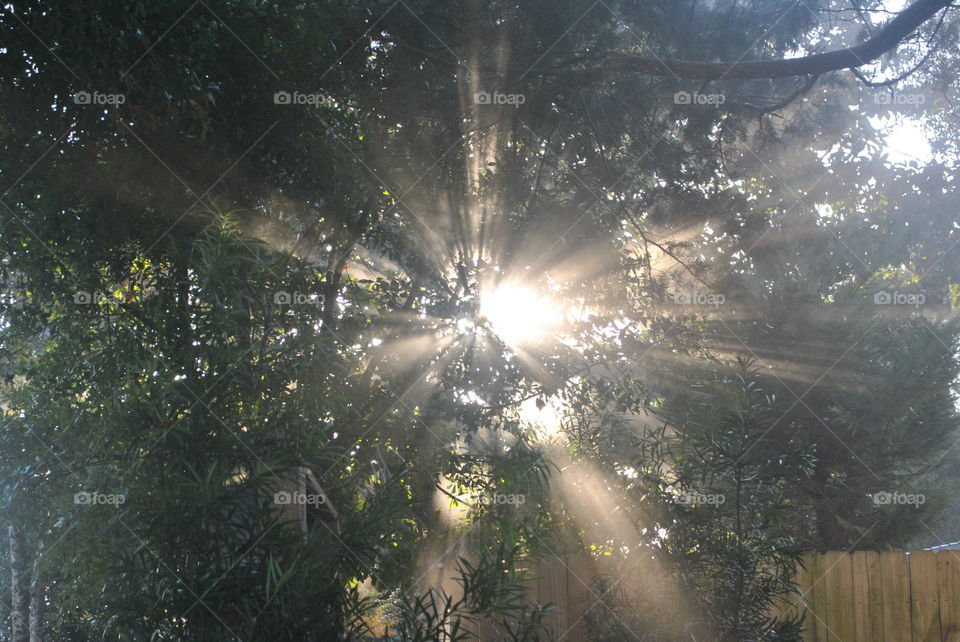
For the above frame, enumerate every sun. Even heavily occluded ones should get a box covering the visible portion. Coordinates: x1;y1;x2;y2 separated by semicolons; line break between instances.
479;283;563;346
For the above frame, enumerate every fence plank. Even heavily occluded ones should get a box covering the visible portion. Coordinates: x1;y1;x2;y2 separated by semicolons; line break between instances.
821;551;839;642
797;553;816;642
562;555;596;642
537;557;568;639
911;551;941;642
838;553;857;642
881;551;912;641
809;553;830;642
822;552;855;641
938;551;960;642
852;552;870;640
864;551;884;642
785;553;808;623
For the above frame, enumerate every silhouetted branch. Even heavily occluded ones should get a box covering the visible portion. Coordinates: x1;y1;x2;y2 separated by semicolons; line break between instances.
557;0;951;81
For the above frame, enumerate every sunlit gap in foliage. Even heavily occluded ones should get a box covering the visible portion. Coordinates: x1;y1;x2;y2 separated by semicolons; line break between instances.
477;281;565;347
518;395;564;438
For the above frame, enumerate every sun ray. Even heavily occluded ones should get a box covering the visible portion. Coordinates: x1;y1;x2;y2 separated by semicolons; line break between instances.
479;282;565;346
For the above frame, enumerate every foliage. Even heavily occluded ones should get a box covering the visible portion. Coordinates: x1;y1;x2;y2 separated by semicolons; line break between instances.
0;0;959;640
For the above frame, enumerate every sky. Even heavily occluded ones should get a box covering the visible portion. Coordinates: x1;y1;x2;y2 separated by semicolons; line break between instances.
870;0;936;166
876;116;935;165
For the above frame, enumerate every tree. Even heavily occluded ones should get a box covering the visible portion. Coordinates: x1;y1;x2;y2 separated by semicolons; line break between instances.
681;163;960;550
648;358;810;640
1;0;959;639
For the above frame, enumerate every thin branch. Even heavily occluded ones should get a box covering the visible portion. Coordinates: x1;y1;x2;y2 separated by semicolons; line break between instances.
554;0;951;81
851;3;949;87
634;226;716;293
757;73;821;115
435;482;476;508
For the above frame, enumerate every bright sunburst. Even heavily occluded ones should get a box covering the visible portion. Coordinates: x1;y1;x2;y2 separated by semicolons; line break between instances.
479;283;563;346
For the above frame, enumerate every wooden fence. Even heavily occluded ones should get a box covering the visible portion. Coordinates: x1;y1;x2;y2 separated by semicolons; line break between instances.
784;550;960;642
458;550;960;641
461;556;597;642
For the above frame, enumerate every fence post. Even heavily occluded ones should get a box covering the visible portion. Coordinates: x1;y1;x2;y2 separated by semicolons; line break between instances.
910;550;941;641
880;552;911;640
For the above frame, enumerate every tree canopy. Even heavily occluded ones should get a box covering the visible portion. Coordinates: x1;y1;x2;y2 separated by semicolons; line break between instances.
1;0;960;640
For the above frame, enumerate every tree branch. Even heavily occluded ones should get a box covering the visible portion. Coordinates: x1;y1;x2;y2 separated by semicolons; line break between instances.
757;73;821;114
558;0;951;81
851;1;948;87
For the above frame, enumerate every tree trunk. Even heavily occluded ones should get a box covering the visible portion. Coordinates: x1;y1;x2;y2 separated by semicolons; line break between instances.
8;525;27;642
812;448;838;551
28;541;43;642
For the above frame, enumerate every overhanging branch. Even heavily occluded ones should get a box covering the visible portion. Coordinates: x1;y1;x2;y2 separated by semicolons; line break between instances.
558;0;951;81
